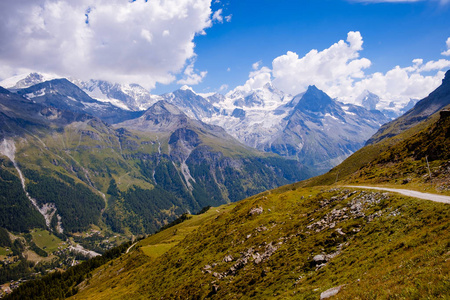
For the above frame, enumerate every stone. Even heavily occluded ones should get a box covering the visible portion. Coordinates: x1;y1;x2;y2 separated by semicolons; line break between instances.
313;254;326;262
320;285;344;299
223;255;233;263
249;206;264;216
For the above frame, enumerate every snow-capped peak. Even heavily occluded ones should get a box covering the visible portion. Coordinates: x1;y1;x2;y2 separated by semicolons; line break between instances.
356;90;380;111
179;85;195;93
0;72;61;89
71;79;159;111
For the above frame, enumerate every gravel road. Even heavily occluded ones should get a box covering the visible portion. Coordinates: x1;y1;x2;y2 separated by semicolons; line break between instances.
346;186;450;204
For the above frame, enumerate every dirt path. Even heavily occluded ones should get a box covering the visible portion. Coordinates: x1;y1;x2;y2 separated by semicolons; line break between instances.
346;186;450;204
126;242;138;254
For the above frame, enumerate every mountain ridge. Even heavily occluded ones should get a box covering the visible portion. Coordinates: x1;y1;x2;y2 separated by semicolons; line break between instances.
2;73;400;175
367;69;450;144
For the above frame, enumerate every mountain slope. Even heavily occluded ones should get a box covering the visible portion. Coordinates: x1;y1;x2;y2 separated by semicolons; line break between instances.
8;73;447;300
265;86;388;174
367;69;450;144
41;185;449;299
15;79;143;124
344;109;450;190
296;71;450;190
3;74;392;176
203;85;389;176
0;91;311;237
4;75;450;299
299;107;449;191
73;79;159;111
161;86;220;120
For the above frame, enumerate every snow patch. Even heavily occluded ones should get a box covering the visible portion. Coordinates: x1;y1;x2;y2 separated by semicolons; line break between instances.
324;113;339;121
24;88;46;99
180;85;195;92
0;72;60;89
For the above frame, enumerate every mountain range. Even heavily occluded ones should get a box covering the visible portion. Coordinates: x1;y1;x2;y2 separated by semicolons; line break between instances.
2;72;403;174
1;70;448;297
4;69;449;299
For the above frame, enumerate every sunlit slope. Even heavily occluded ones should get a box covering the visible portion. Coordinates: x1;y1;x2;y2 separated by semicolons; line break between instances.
367;70;450;145
298;106;449;194
1;89;311;236
71;185;450;299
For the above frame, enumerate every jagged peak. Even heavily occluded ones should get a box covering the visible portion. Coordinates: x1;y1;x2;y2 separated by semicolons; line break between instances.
147;100;184;115
358;89;379;99
295;85;334;112
306;85;320;92
179;85;195;93
443;69;450;85
0;72;61;89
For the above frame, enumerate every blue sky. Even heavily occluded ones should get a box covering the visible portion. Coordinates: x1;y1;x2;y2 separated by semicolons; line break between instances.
0;0;449;104
176;0;450;97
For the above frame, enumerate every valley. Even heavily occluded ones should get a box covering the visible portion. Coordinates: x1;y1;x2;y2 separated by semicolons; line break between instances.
0;69;449;298
1;1;449;298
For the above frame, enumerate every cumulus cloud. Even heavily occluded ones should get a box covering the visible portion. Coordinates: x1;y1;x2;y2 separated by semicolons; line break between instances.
228;65;272;96
0;0;215;89
177;59;208;85
252;61;262;70
272;31;371;97
212;9;223;23
351;66;446;105
442;37;450;56
230;32;450;107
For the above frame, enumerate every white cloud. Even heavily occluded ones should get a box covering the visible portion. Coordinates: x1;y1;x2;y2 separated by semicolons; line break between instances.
252;61;262;70
272;31;371;97
0;0;215;90
442;37;450;56
230;32;450;108
212;9;223;23
228;64;272;96
219;84;229;92
225;15;232;22
352;66;446;104
177;60;207;85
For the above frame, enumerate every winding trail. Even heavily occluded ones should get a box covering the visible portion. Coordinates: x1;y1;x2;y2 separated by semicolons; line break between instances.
126;242;138;254
346;186;450;204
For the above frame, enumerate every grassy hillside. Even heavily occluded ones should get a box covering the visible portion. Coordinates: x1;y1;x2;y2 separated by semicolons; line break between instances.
3;114;310;237
5;110;450;299
53;109;449;299
3;77;450;298
64;185;450;299
299;106;450;195
344;110;450;192
367;70;450;144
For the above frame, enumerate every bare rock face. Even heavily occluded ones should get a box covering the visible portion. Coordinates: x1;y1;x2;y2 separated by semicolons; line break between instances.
249;206;264;216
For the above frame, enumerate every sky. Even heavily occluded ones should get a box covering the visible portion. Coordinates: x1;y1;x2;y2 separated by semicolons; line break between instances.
0;0;450;105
